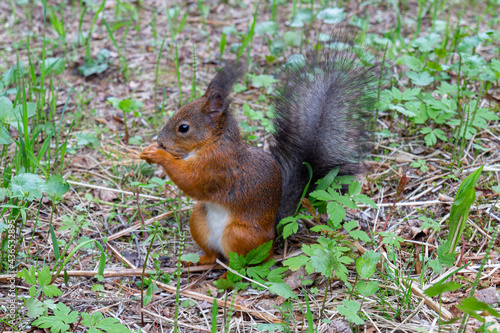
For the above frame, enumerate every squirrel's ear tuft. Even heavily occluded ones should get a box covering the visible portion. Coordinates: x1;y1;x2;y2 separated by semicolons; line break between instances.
204;60;245;102
201;61;244;121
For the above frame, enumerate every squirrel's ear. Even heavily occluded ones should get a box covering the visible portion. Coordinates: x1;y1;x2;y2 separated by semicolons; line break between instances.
203;90;225;118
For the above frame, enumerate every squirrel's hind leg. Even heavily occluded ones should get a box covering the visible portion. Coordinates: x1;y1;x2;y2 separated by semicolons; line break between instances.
190;202;220;265
221;221;275;260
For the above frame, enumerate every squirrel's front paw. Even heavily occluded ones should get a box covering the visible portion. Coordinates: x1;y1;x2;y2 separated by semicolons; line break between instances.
140;143;166;165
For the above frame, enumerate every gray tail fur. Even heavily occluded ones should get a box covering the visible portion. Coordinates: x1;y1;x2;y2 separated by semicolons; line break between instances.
270;29;384;221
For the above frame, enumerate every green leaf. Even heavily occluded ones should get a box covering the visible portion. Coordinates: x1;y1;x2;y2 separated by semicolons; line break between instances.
310;189;334;202
398;55;424;71
267;283;298;299
283;255;309;271
246;241;273;265
251;75;277;89
92;284;104;291
456;297;500;322
356;250;380;279
283;31;302;47
0;124;10;145
447;165;483;252
53;302;80;323
406;71;434;86
180;253;200;264
2;62;25;86
310;247;351;281
0;96;14;123
25;298;45;318
437;243;456;266
32;303;79;333
214;278;234;291
74;132;98;147
412;33;441;52
45;175;70;198
222;25;238;36
429;259;442;274
348;181;361;196
38;266;51;287
181;299;196;307
315;168;339;192
283;220;298;239
290;8;312;27
247;264;272;280
9;173;47;201
44;299;57;311
434;129;448;142
422;129;437;146
278;216;295;226
316;7;345;24
228;251;247;270
492;186;500;195
32;317;70;333
390;104;416;117
424;281;462;297
95;242;106;277
342;220;357;232
18;267;37;285
310;224;335;233
353;194;378;209
0;96;36;129
50;223;60;260
255;21;278;36
336;195;358;209
78;49;111;77
43;57;66;75
43;285;63;298
140;282;155;306
267;266;287;283
349;230;370;242
82;312;101;327
118;99;143;113
106;97;121;109
326;201;345;226
356;280;379;296
337;300;364;325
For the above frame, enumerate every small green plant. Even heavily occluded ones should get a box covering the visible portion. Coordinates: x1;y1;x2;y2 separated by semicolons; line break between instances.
32;303;130;333
107;97;143;144
410;158;429;173
47;4;67;56
279;168;377;239
214;242;296;333
241;103;275;140
427;166;483;274
103;16;132;80
283;237;353;285
78;48;112;77
419;216;441;232
379;29;499;164
217;241;291;295
74;132;99;148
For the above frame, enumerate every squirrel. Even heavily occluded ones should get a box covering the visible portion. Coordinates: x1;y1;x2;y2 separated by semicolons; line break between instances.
140;30;381;265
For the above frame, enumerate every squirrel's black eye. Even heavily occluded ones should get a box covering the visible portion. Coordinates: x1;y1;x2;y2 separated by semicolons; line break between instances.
178;124;190;133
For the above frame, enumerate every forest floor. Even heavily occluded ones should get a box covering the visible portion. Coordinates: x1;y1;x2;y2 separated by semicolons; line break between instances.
0;0;499;332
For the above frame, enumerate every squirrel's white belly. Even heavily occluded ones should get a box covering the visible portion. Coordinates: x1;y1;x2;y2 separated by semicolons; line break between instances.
205;202;229;255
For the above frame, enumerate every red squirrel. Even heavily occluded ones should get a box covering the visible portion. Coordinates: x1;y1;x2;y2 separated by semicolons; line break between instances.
140;31;380;265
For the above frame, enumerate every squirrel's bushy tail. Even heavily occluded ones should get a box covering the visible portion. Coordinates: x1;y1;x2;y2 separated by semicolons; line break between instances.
270;29;383;221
